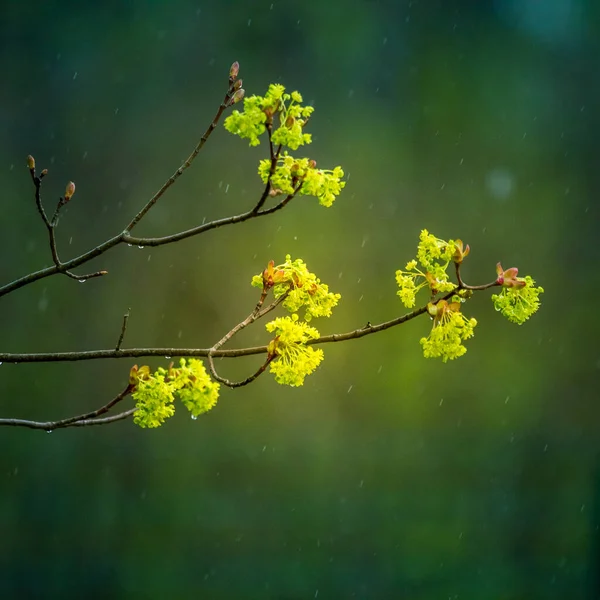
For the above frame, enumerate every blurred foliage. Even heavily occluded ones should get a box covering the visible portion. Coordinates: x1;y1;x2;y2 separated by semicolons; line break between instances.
1;0;599;598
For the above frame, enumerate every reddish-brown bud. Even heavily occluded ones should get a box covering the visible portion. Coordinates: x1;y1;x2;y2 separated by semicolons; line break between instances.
233;78;243;91
285;115;295;128
308;159;317;169
229;88;245;105
229;61;240;80
64;181;76;201
27;155;35;170
496;262;526;288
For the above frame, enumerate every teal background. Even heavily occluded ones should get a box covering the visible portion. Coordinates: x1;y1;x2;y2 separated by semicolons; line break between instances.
1;1;599;598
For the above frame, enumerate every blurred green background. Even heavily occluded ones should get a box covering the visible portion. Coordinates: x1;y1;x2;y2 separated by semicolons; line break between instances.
1;1;599;598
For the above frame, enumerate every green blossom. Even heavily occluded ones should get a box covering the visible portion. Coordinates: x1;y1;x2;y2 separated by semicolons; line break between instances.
258;153;345;206
395;232;457;308
166;358;221;418
130;358;220;428
224;83;313;150
420;300;477;362
491;275;544;324
252;255;340;321
132;375;176;429
266;314;324;386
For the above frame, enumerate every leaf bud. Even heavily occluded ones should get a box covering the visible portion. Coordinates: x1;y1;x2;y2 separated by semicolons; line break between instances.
64;181;76;201
229;61;240;80
229;88;245;105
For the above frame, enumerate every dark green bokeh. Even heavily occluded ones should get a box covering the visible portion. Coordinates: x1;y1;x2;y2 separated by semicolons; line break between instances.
1;1;599;598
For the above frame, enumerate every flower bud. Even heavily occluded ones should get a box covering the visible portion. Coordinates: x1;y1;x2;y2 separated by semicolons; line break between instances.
229;88;245;105
496;262;526;289
27;155;35;170
40;169;48;178
308;159;317;169
233;78;243;91
452;239;470;264
129;364;151;386
64;181;76;201
426;301;439;318
285;115;295;128
229;61;240;80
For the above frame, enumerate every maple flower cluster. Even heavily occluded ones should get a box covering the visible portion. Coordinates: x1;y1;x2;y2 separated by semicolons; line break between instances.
252;255;340;386
395;229;458;308
396;231;543;361
225;84;345;207
420;299;478;362
491;265;544;325
129;359;220;428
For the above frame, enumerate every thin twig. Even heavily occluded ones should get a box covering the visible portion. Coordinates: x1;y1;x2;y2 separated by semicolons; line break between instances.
32;174;51;228
251;131;281;214
124;83;235;232
208;356;274;388
0;385;132;430
255;291;289;319
30;170;110;284
115;310;131;351
64;270;108;282
207;288;272;386
70;408;136;427
455;262;498;291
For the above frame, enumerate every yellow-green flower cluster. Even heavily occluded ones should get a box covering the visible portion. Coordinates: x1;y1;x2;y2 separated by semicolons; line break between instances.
131;372;176;429
258;154;345;207
271;89;314;150
420;300;477;362
252;255;341;321
395;230;457;308
130;359;220;428
224;84;313;149
491;276;544;324
265;314;324;386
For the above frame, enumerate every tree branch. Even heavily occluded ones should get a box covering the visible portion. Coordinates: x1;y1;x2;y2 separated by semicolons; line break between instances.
0;77;298;298
0;385;132;430
124;80;237;232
